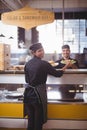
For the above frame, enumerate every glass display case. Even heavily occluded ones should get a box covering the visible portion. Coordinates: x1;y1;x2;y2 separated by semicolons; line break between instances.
0;69;87;103
0;69;87;129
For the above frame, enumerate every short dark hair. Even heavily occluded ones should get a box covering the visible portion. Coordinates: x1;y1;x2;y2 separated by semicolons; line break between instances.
62;44;70;49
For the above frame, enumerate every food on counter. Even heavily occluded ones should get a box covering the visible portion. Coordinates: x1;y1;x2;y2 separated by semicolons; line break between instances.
61;59;76;64
9;65;24;70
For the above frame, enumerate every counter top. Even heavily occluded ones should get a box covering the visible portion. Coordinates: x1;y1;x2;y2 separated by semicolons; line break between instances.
64;69;87;74
0;69;87;74
0;98;86;104
0;70;24;74
0;69;87;84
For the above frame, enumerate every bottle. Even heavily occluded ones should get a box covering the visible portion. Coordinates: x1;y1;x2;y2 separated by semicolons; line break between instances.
52;50;58;61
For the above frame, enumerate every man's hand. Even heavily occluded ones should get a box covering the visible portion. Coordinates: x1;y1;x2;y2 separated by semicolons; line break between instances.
62;60;78;70
61;60;71;71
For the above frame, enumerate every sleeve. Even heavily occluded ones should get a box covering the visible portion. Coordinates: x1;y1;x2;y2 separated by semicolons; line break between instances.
24;65;29;83
45;62;64;77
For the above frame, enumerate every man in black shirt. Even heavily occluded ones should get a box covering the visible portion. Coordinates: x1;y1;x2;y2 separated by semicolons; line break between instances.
55;44;79;69
55;44;79;99
23;43;70;130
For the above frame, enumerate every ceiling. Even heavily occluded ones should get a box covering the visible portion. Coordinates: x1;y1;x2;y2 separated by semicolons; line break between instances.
0;0;87;13
0;0;29;13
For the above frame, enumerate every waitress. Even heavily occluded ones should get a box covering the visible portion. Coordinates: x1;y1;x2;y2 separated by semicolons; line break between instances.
23;43;70;130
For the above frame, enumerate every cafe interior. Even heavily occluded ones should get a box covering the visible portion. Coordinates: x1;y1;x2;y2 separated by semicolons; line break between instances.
0;0;87;130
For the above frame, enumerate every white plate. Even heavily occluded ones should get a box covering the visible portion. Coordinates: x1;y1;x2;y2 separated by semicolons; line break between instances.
52;63;59;67
6;92;23;97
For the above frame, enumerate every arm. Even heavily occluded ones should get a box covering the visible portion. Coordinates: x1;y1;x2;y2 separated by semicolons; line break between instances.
70;64;78;69
60;59;79;69
46;61;70;77
66;59;79;69
61;63;71;71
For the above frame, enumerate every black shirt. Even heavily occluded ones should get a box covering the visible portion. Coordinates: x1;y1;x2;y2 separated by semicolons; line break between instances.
24;56;63;86
55;57;79;69
54;57;79;99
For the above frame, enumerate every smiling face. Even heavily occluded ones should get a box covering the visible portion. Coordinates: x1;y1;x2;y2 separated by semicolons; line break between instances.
62;48;70;59
33;48;44;59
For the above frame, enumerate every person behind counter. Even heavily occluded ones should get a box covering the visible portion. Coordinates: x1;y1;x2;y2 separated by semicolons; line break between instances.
55;44;79;69
55;44;79;99
23;43;70;130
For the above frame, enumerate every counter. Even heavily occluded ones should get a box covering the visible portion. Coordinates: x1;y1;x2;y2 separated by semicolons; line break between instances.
0;69;87;84
0;69;87;129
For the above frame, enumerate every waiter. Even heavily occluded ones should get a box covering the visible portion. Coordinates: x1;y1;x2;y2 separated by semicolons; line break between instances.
55;44;79;69
23;43;70;130
55;44;79;99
